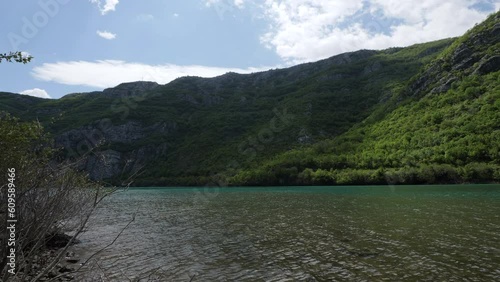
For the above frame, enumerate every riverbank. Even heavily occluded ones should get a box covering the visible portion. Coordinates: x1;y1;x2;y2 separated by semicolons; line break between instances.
14;233;81;281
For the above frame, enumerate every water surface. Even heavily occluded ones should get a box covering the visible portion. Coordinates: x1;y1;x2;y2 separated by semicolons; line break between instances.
74;185;500;281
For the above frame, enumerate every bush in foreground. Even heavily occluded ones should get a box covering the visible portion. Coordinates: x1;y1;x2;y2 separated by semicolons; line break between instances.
0;113;112;281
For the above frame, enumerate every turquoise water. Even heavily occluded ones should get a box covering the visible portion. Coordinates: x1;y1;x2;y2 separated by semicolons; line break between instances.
75;185;500;281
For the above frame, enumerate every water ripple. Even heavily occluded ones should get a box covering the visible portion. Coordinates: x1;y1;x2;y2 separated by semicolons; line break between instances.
72;186;500;281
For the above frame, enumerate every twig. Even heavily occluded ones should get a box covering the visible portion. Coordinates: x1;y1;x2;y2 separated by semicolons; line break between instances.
32;186;110;282
77;214;136;271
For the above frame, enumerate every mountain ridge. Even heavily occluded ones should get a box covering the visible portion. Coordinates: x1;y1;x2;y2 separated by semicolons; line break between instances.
1;12;498;186
227;12;500;186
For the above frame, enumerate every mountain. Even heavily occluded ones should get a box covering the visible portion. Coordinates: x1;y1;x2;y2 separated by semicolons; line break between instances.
228;12;500;186
1;12;498;186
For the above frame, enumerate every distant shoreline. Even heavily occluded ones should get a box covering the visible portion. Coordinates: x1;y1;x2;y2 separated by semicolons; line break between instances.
119;182;500;188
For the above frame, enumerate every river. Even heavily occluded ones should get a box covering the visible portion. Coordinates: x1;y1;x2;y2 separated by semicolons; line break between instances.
72;185;500;281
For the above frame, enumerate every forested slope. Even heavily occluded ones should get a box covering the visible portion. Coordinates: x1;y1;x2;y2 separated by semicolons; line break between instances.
229;12;500;185
1;12;498;186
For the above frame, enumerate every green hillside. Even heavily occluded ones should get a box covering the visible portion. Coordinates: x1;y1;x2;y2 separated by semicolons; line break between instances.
1;12;498;186
229;12;500;186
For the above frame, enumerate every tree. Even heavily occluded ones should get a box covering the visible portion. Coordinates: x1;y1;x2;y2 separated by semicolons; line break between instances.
0;51;33;64
0;113;116;281
0;55;135;281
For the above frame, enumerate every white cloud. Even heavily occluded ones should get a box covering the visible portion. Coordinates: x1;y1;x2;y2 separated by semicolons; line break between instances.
173;13;180;17
234;0;245;8
31;60;271;89
260;0;495;63
96;30;117;40
20;88;51;99
90;0;119;15
203;0;248;19
205;0;220;7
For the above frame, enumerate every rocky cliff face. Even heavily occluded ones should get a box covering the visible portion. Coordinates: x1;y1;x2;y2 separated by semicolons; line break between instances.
56;119;176;180
102;81;160;98
408;13;500;98
82;144;169;181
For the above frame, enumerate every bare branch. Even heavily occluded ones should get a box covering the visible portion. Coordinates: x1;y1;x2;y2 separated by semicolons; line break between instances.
78;214;135;271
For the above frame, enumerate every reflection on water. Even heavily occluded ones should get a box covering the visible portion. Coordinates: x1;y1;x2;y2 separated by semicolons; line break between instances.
74;185;500;281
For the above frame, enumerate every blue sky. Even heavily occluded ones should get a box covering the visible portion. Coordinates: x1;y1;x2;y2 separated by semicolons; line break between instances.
1;0;498;99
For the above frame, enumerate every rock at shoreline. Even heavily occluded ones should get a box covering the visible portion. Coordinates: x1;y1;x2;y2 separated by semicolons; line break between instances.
45;233;81;249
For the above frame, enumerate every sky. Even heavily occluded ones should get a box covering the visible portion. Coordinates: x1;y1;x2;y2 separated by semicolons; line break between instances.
1;0;498;99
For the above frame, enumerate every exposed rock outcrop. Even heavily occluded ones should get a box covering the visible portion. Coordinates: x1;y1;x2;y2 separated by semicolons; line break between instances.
473;55;500;75
102;81;160;98
55;120;175;180
431;75;457;94
407;13;499;98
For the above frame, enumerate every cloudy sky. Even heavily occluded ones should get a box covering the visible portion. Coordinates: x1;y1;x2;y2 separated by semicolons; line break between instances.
1;0;498;99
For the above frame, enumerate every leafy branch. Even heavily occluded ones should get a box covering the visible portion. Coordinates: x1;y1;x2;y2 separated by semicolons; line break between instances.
0;51;33;64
